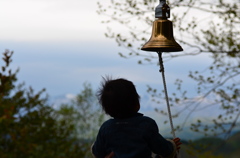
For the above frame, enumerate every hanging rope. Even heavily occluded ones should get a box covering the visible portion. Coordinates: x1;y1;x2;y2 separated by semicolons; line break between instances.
157;52;181;158
157;52;176;139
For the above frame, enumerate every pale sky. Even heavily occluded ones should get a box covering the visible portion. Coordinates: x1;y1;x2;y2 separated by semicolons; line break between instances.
0;0;103;41
0;0;212;112
0;0;207;96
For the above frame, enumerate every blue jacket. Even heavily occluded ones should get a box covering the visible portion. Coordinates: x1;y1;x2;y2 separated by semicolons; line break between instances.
92;113;175;158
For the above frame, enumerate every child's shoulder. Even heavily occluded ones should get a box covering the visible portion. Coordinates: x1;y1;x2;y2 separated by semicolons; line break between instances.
99;118;115;128
112;113;155;122
138;115;157;126
101;114;156;127
134;113;156;122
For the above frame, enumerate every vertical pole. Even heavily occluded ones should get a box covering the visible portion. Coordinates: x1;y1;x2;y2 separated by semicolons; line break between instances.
157;52;176;139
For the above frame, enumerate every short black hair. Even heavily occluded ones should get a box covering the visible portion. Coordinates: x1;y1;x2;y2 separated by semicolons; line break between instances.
97;77;140;118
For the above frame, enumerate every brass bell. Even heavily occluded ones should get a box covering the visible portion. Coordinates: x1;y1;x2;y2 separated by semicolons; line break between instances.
141;0;183;52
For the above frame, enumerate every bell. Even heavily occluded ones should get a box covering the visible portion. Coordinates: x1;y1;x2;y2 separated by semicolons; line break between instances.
141;0;183;52
141;18;183;52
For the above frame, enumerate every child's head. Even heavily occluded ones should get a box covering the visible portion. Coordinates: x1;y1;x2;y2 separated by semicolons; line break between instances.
97;77;140;118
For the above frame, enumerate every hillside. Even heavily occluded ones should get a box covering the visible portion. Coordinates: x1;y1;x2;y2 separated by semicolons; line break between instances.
178;131;240;158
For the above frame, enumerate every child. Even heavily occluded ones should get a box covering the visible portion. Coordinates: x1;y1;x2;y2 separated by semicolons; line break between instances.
92;78;181;158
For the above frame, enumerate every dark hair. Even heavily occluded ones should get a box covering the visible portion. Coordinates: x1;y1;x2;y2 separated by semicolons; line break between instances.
97;77;140;118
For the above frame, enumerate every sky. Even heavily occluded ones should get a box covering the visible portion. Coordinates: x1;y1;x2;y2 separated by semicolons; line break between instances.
0;0;211;98
0;0;221;138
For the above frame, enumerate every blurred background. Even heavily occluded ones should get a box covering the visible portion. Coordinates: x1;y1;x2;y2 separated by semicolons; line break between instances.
1;0;239;157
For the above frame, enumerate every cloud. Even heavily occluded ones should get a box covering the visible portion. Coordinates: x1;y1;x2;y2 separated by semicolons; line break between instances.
66;93;76;100
51;93;76;109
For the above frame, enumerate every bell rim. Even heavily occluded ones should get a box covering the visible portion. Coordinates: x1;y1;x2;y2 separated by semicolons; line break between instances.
141;47;183;52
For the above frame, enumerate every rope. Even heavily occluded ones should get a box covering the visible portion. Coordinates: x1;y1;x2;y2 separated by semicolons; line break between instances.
158;52;181;158
157;52;176;138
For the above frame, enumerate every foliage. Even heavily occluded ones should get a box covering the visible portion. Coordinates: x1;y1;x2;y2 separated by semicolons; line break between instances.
181;132;240;158
97;0;240;139
56;82;105;157
97;0;240;61
0;50;86;157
